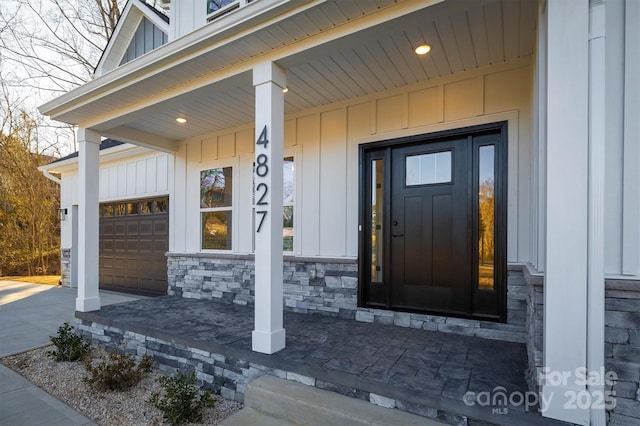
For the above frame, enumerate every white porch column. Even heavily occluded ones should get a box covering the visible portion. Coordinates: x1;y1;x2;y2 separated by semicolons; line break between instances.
252;61;286;354
76;128;101;312
542;1;590;425
622;0;640;275
587;1;606;424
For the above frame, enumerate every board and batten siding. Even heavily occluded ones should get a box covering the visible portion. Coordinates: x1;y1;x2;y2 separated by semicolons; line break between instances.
59;151;171;249
174;58;533;264
120;17;168;66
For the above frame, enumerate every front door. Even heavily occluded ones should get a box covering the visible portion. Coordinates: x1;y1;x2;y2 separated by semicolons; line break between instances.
360;124;506;321
391;139;470;314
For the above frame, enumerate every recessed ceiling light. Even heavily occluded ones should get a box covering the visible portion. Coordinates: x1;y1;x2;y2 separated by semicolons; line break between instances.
282;87;289;93
176;117;187;124
415;44;431;55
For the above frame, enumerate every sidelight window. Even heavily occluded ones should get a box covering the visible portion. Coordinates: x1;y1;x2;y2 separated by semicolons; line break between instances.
477;145;495;291
371;159;384;283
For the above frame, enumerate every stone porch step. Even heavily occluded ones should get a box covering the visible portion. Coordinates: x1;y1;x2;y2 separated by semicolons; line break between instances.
221;407;292;426
223;374;444;426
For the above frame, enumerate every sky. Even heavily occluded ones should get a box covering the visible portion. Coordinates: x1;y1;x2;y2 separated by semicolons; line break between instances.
0;0;123;157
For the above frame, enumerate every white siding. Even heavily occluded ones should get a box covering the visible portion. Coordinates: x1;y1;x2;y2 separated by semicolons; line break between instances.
59;150;172;251
299;115;321;256
171;0;206;40
94;153;169;201
319;108;347;257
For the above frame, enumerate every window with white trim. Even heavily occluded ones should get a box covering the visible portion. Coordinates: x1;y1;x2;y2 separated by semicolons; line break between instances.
200;167;233;250
206;0;254;22
252;156;295;252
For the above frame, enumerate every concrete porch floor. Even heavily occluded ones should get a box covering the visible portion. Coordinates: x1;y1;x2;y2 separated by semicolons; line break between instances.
76;297;566;426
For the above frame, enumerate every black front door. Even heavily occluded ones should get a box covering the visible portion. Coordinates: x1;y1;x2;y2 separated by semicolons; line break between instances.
360;124;506;321
390;139;470;314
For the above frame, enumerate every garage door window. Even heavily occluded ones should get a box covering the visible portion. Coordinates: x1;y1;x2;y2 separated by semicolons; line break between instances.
200;167;233;250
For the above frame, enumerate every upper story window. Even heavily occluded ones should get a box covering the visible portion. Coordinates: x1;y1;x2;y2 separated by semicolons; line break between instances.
207;0;255;22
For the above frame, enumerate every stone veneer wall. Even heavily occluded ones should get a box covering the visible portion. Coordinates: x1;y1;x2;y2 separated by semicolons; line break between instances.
76;318;256;402
60;248;71;287
604;280;640;426
167;253;527;343
523;268;640;425
167;253;358;318
523;265;544;391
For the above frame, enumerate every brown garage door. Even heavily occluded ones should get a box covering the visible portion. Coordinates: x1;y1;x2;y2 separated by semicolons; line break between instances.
99;197;169;296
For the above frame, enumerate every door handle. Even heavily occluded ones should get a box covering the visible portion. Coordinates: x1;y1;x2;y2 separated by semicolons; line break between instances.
393;233;404;237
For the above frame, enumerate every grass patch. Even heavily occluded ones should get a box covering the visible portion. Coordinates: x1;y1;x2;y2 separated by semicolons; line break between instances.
3;275;61;285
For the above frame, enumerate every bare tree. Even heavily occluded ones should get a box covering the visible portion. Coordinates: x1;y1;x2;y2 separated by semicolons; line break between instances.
0;80;60;276
0;0;137;276
0;0;124;93
0;0;126;155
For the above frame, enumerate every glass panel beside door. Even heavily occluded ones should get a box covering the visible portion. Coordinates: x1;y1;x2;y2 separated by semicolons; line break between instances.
478;145;495;291
371;159;384;283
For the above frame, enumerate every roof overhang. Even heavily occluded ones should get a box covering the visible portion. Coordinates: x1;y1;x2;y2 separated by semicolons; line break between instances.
39;0;536;152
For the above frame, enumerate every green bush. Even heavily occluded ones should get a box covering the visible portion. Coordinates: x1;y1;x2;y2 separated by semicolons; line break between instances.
48;322;91;362
84;351;153;392
148;371;214;425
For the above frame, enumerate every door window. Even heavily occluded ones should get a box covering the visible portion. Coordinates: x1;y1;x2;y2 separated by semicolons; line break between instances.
405;151;452;186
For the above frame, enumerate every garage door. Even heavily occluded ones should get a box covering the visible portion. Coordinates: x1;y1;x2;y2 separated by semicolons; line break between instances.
99;197;169;296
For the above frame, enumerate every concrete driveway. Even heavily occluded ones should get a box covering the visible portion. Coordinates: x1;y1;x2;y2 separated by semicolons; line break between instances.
0;281;140;357
0;280;142;425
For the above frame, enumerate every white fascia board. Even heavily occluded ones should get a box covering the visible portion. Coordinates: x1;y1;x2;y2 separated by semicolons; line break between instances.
95;0;140;76
95;0;170;77
137;1;170;33
37;143;152;175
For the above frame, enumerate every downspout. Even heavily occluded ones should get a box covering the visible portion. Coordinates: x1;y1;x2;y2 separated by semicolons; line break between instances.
587;0;606;425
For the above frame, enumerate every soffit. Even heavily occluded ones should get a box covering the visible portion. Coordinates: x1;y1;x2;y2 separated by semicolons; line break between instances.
42;0;537;144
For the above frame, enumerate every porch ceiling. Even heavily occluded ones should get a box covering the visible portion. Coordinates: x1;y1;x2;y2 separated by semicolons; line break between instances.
40;0;536;148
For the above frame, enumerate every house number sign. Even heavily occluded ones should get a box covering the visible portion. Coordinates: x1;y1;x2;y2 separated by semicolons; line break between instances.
255;125;269;233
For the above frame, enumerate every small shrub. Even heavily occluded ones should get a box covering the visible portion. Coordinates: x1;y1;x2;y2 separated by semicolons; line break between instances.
48;322;91;362
148;371;214;425
84;351;153;392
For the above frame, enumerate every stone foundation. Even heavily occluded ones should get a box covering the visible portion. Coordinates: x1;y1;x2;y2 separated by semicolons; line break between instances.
60;248;71;287
167;253;527;343
167;254;358;318
523;265;544;391
604;280;640;426
522;267;640;425
76;318;254;402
